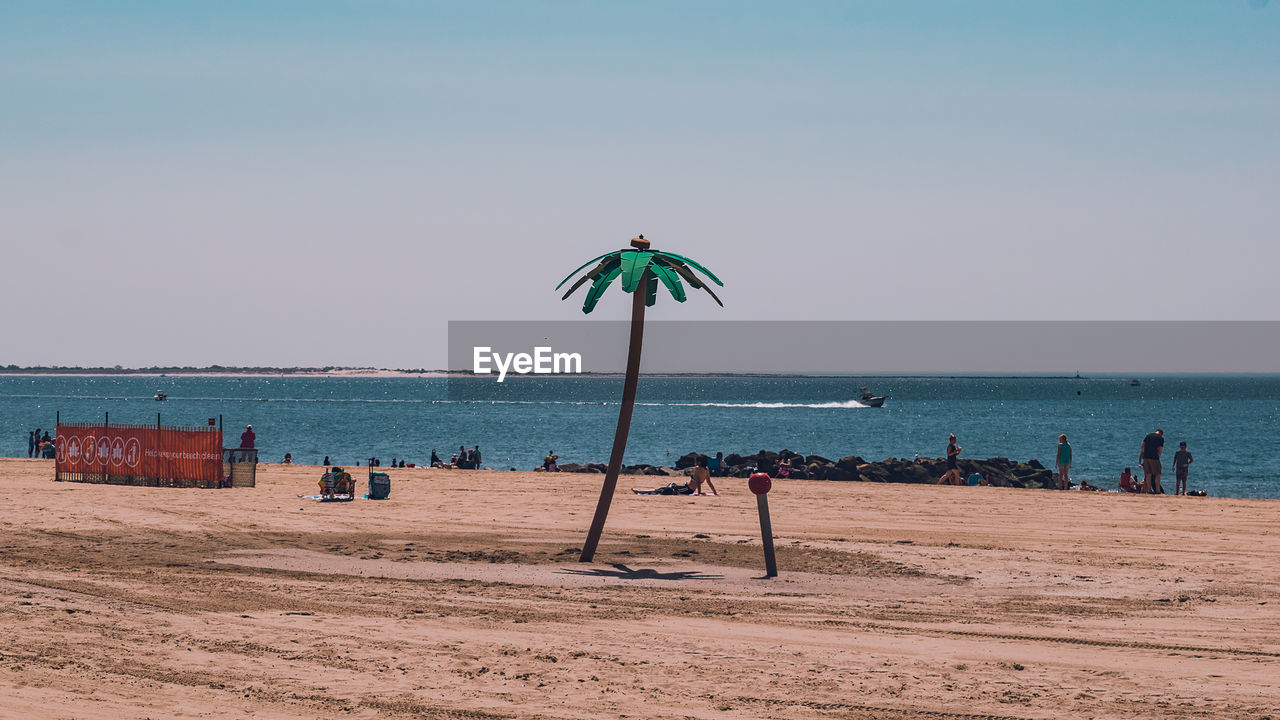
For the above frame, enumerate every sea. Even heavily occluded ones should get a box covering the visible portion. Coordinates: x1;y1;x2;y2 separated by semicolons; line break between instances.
3;374;1278;500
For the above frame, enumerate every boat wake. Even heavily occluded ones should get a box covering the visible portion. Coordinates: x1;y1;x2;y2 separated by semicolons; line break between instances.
641;399;870;409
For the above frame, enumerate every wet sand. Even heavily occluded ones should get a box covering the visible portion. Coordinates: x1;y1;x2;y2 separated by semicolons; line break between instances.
2;458;1277;719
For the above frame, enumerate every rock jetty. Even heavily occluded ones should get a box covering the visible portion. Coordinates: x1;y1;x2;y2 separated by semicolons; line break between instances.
541;449;1058;489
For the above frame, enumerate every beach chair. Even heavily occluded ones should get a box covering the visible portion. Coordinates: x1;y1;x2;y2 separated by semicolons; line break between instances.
319;468;355;502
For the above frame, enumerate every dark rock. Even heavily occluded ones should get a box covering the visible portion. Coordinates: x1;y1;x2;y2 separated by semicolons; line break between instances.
836;456;865;473
882;460;934;484
569;449;1061;491
805;463;828;480
755;450;779;465
675;452;707;470
858;464;889;483
826;466;860;482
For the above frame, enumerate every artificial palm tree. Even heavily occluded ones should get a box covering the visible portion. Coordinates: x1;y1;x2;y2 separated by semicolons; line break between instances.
557;235;724;562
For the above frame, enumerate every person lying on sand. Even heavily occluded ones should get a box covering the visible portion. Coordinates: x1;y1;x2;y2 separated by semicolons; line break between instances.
633;467;718;496
634;457;723;497
632;481;696;496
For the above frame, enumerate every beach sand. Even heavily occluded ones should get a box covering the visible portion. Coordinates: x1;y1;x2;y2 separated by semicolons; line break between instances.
2;458;1277;719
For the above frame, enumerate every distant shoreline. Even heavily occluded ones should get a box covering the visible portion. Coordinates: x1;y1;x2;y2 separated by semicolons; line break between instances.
1;368;1276;379
0;368;445;379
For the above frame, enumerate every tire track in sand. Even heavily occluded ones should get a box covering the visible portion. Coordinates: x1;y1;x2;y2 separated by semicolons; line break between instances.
798;618;1280;658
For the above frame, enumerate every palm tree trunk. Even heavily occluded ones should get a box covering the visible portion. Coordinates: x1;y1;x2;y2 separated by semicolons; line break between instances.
579;270;647;562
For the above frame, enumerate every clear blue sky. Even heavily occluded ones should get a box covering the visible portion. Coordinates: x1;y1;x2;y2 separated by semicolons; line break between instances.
3;1;1276;367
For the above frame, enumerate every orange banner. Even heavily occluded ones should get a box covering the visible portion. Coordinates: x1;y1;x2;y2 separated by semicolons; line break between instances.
56;424;223;485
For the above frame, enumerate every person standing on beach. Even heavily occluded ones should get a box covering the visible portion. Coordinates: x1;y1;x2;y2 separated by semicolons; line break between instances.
1139;428;1164;494
1056;434;1072;490
937;434;962;485
28;431;36;458
1173;441;1194;496
239;425;255;449
472;446;482;469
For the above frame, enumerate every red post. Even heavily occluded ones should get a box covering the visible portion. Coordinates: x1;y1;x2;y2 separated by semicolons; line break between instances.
749;472;777;577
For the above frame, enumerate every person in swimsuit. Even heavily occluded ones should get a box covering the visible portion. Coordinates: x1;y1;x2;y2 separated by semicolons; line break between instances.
1056;434;1072;490
1173;441;1193;496
690;456;717;495
937;434;963;485
632;481;696;495
634;458;715;496
776;456;792;478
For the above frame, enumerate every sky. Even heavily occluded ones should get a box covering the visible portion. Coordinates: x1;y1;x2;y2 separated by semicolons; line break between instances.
2;1;1277;368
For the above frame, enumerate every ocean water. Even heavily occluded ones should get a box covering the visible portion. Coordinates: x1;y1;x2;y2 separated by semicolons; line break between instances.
2;374;1277;499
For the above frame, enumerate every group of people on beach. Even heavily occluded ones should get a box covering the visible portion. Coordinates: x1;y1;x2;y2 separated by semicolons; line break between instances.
937;428;1196;495
290;445;481;470
1058;428;1195;495
430;446;481;469
1117;429;1195;495
27;429;55;459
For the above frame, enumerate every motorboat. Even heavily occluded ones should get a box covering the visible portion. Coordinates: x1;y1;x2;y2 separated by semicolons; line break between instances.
154;391;167;401
1129;379;1141;387
859;386;887;408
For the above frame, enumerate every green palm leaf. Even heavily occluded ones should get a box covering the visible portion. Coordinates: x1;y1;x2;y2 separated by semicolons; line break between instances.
652;255;722;306
618;250;654;293
644;274;659;307
654;251;723;287
581;266;622;314
650;254;704;289
555;250;620;291
648;262;687;303
561;256;622;301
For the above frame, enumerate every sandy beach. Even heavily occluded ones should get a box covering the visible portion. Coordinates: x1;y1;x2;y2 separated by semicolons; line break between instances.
2;458;1277;719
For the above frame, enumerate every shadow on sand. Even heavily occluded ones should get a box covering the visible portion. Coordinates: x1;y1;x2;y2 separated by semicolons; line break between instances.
557;563;723;581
